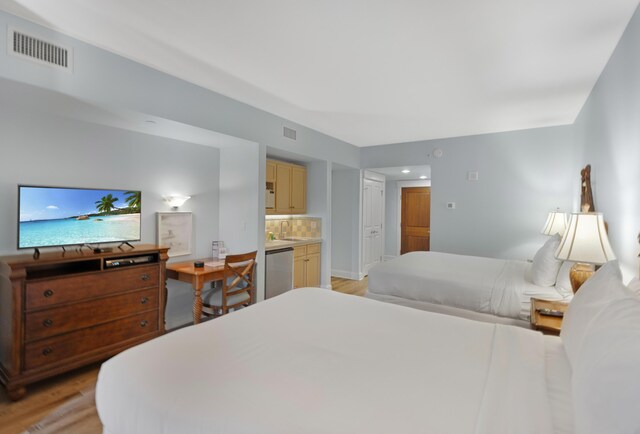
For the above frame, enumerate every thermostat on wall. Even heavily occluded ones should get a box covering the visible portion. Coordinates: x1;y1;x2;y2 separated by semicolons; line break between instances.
467;171;479;181
447;202;456;209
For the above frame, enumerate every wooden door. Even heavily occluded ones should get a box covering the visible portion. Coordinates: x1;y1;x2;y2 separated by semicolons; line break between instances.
306;252;321;287
290;166;307;214
401;187;430;254
275;164;292;213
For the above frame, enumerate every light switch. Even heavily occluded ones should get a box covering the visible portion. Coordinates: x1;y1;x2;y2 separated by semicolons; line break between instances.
447;202;456;209
467;171;479;181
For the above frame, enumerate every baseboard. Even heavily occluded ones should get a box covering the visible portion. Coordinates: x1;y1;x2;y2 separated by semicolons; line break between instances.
332;269;364;280
383;255;397;261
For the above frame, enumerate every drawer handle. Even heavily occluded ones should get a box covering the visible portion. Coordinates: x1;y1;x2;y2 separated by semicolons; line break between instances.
140;320;148;328
43;319;53;327
42;347;53;356
43;289;54;298
141;274;150;281
141;296;149;304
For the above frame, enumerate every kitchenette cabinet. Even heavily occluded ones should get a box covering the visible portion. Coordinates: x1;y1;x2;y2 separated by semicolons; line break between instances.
267;159;306;215
293;243;320;288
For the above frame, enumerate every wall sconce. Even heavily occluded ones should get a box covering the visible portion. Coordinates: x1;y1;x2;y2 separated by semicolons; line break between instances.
164;195;191;209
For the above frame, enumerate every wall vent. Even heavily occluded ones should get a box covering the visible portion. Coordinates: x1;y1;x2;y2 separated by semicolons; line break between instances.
9;29;72;70
283;126;297;140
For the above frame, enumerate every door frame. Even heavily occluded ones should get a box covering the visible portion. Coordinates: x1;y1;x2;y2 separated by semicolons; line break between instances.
396;180;431;256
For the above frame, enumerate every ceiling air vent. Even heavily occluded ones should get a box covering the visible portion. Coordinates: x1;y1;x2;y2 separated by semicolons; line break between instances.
283;126;297;140
9;29;72;70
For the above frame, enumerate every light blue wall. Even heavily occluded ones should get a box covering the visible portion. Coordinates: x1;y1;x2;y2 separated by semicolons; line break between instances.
306;160;332;287
573;5;640;281
362;126;579;260
0;101;220;329
331;169;361;278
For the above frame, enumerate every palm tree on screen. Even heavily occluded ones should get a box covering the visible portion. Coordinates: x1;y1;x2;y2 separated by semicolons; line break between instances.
95;194;119;214
124;191;141;211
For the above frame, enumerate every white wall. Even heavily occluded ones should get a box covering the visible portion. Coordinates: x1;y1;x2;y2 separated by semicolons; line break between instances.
362;125;578;261
331;169;361;279
306;160;332;287
573;5;640;281
218;142;264;299
0;103;221;329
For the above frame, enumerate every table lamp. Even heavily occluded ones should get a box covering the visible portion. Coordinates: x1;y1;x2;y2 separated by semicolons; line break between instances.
554;212;615;293
541;210;568;236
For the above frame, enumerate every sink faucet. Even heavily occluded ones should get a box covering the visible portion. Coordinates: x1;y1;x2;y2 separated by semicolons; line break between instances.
279;220;290;239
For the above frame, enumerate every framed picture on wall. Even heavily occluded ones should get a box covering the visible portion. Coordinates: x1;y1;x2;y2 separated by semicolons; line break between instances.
157;212;192;257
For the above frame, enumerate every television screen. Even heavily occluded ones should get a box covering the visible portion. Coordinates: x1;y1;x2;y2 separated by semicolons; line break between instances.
18;186;141;249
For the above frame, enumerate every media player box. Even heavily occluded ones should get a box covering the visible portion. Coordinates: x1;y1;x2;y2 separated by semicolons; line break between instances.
104;255;154;268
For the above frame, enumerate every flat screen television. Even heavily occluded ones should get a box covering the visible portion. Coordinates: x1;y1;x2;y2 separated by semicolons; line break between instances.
18;185;141;249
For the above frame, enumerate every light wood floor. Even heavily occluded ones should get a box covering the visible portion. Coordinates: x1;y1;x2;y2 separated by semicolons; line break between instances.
0;277;367;433
0;362;101;433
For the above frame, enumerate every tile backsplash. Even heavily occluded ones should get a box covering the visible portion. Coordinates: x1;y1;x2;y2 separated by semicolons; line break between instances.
265;217;322;239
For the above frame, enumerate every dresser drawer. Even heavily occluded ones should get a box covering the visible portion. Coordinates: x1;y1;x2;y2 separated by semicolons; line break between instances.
25;265;159;310
25;287;158;342
24;311;159;371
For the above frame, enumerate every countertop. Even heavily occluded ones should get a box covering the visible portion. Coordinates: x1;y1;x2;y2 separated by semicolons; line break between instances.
265;237;322;252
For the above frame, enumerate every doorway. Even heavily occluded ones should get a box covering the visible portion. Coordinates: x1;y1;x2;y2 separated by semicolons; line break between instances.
401;187;431;254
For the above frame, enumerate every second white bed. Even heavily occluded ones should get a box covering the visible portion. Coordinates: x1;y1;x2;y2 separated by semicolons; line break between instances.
367;251;569;324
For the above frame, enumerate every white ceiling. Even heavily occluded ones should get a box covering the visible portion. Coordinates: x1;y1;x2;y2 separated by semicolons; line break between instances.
370;166;431;181
1;0;638;147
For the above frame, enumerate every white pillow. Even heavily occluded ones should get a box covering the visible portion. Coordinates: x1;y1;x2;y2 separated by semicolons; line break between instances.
572;295;640;434
554;260;574;298
627;277;640;295
530;234;563;286
560;260;625;367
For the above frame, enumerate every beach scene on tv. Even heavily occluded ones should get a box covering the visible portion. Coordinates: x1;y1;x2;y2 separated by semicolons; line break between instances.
19;187;141;249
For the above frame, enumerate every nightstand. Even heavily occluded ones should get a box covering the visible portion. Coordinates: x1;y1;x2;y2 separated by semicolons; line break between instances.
530;298;568;335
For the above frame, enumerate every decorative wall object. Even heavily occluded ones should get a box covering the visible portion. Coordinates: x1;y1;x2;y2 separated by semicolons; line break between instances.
157;212;192;257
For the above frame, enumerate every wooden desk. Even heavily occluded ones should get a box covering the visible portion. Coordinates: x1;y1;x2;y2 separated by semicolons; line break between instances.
166;258;225;324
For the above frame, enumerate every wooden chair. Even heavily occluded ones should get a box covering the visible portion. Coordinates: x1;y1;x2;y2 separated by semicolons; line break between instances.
202;251;257;317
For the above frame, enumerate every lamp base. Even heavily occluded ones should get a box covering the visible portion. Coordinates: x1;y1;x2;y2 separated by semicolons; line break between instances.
570;262;595;293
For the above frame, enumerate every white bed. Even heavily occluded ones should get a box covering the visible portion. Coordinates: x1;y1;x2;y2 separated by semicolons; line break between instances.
97;288;570;434
98;259;640;434
367;250;570;325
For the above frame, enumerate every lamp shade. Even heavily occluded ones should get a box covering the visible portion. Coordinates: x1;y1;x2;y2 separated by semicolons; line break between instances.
555;213;615;264
541;211;568;236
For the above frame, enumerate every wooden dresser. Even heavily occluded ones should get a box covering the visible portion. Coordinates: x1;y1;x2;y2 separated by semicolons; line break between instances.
0;244;168;400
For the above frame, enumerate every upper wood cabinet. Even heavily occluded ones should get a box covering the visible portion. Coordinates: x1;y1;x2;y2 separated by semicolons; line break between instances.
266;160;277;215
266;160;276;183
268;159;307;214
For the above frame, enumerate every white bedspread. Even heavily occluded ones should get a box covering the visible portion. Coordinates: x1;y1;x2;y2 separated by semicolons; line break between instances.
97;288;555;434
368;251;567;320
